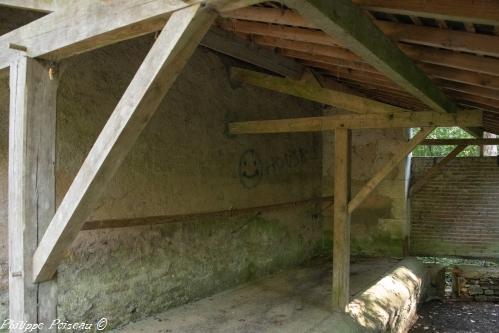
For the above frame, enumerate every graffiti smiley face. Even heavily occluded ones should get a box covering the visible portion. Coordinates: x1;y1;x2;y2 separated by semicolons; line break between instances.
239;149;263;189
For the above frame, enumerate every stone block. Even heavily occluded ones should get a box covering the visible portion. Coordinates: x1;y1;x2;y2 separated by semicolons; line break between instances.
468;285;483;296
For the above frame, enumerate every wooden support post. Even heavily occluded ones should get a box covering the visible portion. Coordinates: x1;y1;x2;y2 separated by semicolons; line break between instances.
32;3;216;282
332;128;351;312
409;145;467;196
348;127;434;214
9;57;57;330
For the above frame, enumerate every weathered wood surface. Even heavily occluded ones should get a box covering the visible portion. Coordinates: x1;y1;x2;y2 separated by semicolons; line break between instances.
229;111;482;134
201;28;304;79
33;4;217;282
231;68;408;114
332;128;351;312
282;0;458;114
9;57;57;331
352;0;499;26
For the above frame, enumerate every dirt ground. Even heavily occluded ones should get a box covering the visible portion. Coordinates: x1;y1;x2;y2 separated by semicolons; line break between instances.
410;301;499;333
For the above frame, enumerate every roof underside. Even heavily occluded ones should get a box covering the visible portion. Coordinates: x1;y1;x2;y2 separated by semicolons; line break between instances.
218;1;499;134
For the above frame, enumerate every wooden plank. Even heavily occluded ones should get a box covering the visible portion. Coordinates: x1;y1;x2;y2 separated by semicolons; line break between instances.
229;111;481;135
200;27;304;79
83;196;334;230
231;68;409;114
332;128;351;312
420;63;499;91
8;57;57;331
421;139;499;146
222;6;316;29
260;0;460;114
206;0;265;12
352;0;499;26
0;0;269;71
348;127;434;214
0;0;202;70
437;81;499;102
377;21;499;58
223;9;499;76
32;4;216;282
409;145;467;197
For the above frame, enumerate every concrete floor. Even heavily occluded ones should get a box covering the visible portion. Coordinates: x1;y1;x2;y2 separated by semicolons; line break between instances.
114;257;400;333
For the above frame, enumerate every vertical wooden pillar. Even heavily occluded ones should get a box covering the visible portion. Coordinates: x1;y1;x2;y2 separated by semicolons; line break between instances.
9;56;57;331
332;128;351;312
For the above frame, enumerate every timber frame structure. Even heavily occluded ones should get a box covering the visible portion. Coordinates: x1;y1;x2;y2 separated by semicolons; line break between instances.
2;0;498;329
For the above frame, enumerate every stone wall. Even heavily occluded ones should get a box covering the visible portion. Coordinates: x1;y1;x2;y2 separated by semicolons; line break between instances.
453;265;499;301
322;115;411;257
411;157;499;258
0;8;326;329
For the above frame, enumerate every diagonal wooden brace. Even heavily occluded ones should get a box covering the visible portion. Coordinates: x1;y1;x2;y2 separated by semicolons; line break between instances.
348;127;435;214
32;3;217;282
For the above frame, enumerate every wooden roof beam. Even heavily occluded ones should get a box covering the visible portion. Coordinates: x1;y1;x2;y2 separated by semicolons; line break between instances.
352;0;499;26
281;0;458;115
201;28;304;79
0;0;265;71
222;9;499;71
231;67;410;114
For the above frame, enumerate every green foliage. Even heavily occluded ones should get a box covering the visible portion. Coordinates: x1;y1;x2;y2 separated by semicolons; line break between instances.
411;127;480;157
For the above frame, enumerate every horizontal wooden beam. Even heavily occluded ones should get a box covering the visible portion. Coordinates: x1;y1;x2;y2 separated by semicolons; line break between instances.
352;0;499;26
348;127;434;213
231;67;409;114
421;139;499;146
0;0;265;70
282;0;457;114
201;28;304;79
222;8;499;69
0;0;200;70
378;21;499;58
229;110;482;135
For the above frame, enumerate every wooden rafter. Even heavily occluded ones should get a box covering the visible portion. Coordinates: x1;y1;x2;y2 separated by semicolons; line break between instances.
352;0;499;26
0;0;265;71
281;0;457;115
348;127;435;214
230;68;408;114
201;28;304;79
32;3;217;282
220;16;499;77
9;56;58;331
